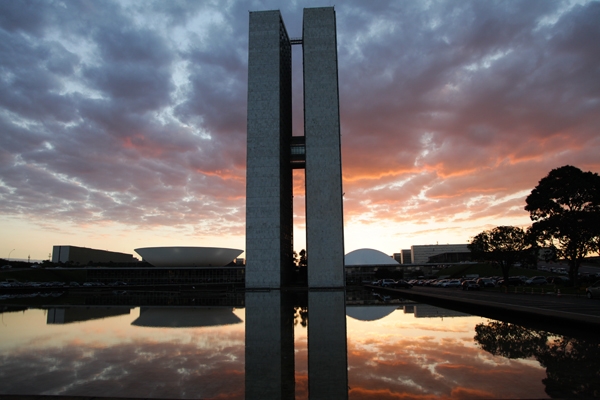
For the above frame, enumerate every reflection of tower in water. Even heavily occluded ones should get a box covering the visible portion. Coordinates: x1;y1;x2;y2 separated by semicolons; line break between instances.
245;290;348;399
308;290;348;398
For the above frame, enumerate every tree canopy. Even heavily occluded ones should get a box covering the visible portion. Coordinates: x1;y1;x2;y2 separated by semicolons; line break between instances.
525;165;600;285
468;225;529;283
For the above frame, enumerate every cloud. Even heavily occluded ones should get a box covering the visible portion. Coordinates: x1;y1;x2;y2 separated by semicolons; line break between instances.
0;0;599;256
346;329;547;399
0;331;245;399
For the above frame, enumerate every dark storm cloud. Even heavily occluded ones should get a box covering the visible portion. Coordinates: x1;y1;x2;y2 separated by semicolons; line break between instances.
335;1;600;226
0;0;48;35
0;0;247;235
0;0;599;246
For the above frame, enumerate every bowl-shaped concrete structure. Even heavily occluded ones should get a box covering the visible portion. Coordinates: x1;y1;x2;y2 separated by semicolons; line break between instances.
134;246;243;268
345;248;399;266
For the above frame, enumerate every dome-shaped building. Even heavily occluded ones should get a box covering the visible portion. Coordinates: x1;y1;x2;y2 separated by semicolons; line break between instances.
344;248;399;286
134;247;243;268
345;248;399;266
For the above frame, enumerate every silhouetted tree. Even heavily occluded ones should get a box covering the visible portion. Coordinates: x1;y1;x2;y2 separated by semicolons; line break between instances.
525;165;600;286
537;336;600;398
474;321;548;359
475;321;600;398
298;249;307;268
293;306;308;328
293;249;308;284
468;226;529;284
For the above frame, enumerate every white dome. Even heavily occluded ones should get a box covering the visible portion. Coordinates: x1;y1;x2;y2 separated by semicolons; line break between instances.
134;246;243;268
346;305;398;321
344;248;399;266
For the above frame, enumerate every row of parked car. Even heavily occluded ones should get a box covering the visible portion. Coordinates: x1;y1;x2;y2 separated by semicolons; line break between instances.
0;281;68;288
410;275;573;289
0;281;127;288
366;275;600;299
367;275;570;290
369;279;413;288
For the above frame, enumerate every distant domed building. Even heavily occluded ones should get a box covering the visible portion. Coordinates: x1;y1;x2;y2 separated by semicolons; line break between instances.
345;248;398;266
344;248;400;285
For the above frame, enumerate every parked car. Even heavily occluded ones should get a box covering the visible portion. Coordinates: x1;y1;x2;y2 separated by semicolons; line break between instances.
1;265;12;269
372;292;391;302
380;279;397;287
442;279;461;288
392;279;412;289
586;280;600;299
526;276;548;286
477;278;496;288
547;276;570;285
461;280;480;291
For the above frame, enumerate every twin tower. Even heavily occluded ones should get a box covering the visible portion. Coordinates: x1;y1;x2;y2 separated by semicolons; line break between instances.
246;7;345;289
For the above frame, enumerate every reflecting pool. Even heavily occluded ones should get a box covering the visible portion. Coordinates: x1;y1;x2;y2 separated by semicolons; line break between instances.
0;291;598;399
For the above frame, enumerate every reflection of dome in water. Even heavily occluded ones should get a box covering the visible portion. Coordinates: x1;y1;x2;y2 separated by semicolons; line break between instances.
346;306;398;321
344;248;399;266
131;307;243;328
134;246;243;268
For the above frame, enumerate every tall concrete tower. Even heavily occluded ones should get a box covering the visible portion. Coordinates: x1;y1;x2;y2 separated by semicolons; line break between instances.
246;7;344;289
303;7;345;288
246;10;293;289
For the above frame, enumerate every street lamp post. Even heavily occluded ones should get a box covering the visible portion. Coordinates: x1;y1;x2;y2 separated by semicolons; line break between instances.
8;249;15;261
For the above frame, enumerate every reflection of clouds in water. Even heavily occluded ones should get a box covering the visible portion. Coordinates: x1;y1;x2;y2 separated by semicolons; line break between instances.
0;332;245;399
347;335;547;399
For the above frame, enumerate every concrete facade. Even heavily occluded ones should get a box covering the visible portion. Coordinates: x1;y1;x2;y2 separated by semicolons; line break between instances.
411;244;469;264
52;245;137;264
246;7;344;288
400;249;412;264
246;11;294;288
304;7;345;288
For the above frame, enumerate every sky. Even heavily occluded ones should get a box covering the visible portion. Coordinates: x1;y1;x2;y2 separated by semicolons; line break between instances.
1;0;599;261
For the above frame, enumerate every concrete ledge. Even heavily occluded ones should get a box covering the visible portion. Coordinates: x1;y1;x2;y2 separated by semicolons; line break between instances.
372;285;600;340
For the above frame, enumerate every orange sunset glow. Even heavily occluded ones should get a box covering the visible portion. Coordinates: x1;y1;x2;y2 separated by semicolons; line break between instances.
0;1;599;260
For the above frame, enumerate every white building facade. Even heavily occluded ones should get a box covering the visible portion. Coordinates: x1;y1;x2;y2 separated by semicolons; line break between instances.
410;244;469;264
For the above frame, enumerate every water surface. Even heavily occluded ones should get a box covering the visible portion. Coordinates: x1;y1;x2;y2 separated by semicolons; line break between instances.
0;293;598;399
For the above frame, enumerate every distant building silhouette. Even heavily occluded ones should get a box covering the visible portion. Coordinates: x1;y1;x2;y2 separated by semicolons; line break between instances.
52;245;136;264
411;244;469;264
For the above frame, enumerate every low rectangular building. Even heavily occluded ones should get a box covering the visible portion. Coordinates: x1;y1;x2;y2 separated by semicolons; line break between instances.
52;245;137;265
411;244;469;265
